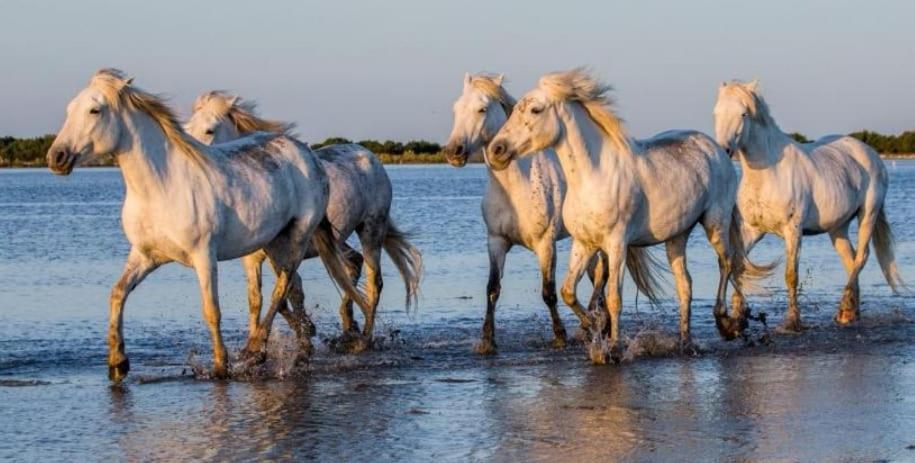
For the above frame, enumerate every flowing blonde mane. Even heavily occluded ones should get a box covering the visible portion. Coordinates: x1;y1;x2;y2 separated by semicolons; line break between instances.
538;68;630;153
470;74;516;116
90;68;211;168
193;91;294;135
721;80;775;128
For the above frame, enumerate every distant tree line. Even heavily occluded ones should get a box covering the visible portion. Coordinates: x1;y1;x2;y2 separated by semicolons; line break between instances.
2;131;913;167
309;137;442;155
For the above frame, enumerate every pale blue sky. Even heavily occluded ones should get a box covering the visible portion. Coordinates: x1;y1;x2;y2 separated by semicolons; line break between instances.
1;0;912;142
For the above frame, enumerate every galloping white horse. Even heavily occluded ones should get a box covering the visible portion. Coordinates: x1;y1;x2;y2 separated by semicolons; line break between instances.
488;69;769;363
46;69;367;380
186;91;422;351
714;80;905;329
443;73;665;354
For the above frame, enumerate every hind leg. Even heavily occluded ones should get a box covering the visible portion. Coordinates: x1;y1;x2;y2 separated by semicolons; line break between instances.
337;244;364;334
478;236;510;355
704;219;746;340
535;240;567;348
356;229;384;352
730;223;765;323
665;233;694;349
586;252;608;322
837;211;877;324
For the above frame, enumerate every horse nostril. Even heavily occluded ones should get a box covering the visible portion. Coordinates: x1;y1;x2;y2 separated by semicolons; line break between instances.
455;144;465;156
492;143;505;156
54;150;67;165
725;147;732;155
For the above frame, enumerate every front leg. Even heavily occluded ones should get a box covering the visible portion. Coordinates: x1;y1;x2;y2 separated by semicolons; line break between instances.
560;239;598;335
535;240;567;348
108;248;162;382
192;247;228;379
591;239;626;365
780;225;804;332
477;236;510;355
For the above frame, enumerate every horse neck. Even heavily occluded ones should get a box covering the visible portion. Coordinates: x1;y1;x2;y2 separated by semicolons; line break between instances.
739;117;794;174
115;111;199;200
552;103;631;191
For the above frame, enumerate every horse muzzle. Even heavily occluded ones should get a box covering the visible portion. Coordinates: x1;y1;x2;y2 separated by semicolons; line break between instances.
47;147;78;175
485;139;514;171
443;141;469;168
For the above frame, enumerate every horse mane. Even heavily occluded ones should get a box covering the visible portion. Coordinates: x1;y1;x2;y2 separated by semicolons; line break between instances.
470;74;516;116
90;68;211;168
193;90;294;135
721;80;776;128
538;68;630;153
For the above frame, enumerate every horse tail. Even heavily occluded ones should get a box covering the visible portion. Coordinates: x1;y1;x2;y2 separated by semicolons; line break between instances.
312;217;371;311
729;211;779;292
873;209;907;294
383;219;424;313
625;246;666;304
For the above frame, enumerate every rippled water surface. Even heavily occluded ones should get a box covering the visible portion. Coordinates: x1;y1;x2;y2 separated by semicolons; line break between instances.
1;163;914;461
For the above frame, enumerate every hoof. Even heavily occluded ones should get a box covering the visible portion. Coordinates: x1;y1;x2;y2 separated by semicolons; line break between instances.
777;317;804;334
834;309;859;326
108;358;130;383
550;335;568;349
349;336;371;354
588;341;609;365
211;364;229;380
474;339;497;356
609;343;624;364
679;339;700;356
715;314;747;341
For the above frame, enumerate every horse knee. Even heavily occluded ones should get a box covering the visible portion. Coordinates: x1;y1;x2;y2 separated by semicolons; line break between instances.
560;285;578;307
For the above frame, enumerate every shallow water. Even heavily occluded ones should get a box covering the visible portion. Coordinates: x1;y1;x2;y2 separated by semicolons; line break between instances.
1;163;914;461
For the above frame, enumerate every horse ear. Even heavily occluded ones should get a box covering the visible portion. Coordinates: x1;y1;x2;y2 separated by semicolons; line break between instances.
494;74;504;86
747;78;760;91
124;76;134;86
463;72;472;90
721;81;727;88
228;95;239;106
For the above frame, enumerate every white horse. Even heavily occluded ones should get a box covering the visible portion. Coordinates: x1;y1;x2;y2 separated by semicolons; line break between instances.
443;73;665;354
46;69;367;380
488;69;770;363
186;91;422;351
714;80;905;329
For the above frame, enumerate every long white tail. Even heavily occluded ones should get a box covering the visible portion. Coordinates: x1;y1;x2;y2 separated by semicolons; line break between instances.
873;209;907;294
625;246;667;304
383;219;424;312
729;211;779;292
312;218;371;312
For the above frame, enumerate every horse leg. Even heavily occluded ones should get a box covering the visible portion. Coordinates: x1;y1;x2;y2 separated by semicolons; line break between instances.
477;236;509;355
356;230;384;352
192;247;229;378
665;233;694;350
561;240;598;335
586;252;608;319
730;223;765;323
780;226;803;332
837;210;877;324
705;219;745;340
108;248;161;382
263;254;314;355
593;239;626;364
337;244;364;334
241;252;265;343
536;240;567;348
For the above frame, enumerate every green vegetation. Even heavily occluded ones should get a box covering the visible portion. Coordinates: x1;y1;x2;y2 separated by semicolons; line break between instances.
3;131;913;167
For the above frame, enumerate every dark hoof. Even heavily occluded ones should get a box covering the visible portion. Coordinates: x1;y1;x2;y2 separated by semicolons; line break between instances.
474;339;497;356
609;343;624;364
715;315;748;341
211;365;229;380
108;358;130;383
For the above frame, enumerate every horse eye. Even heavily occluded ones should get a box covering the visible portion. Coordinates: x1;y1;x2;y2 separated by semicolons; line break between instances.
205;128;215;135
742;112;749;117
531;107;543;115
478;107;487;114
89;108;101;115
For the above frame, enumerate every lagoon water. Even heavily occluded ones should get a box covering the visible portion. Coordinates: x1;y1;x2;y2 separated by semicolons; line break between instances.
1;163;914;461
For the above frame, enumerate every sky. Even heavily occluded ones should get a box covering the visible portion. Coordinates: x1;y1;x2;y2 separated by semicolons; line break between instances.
1;0;913;142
